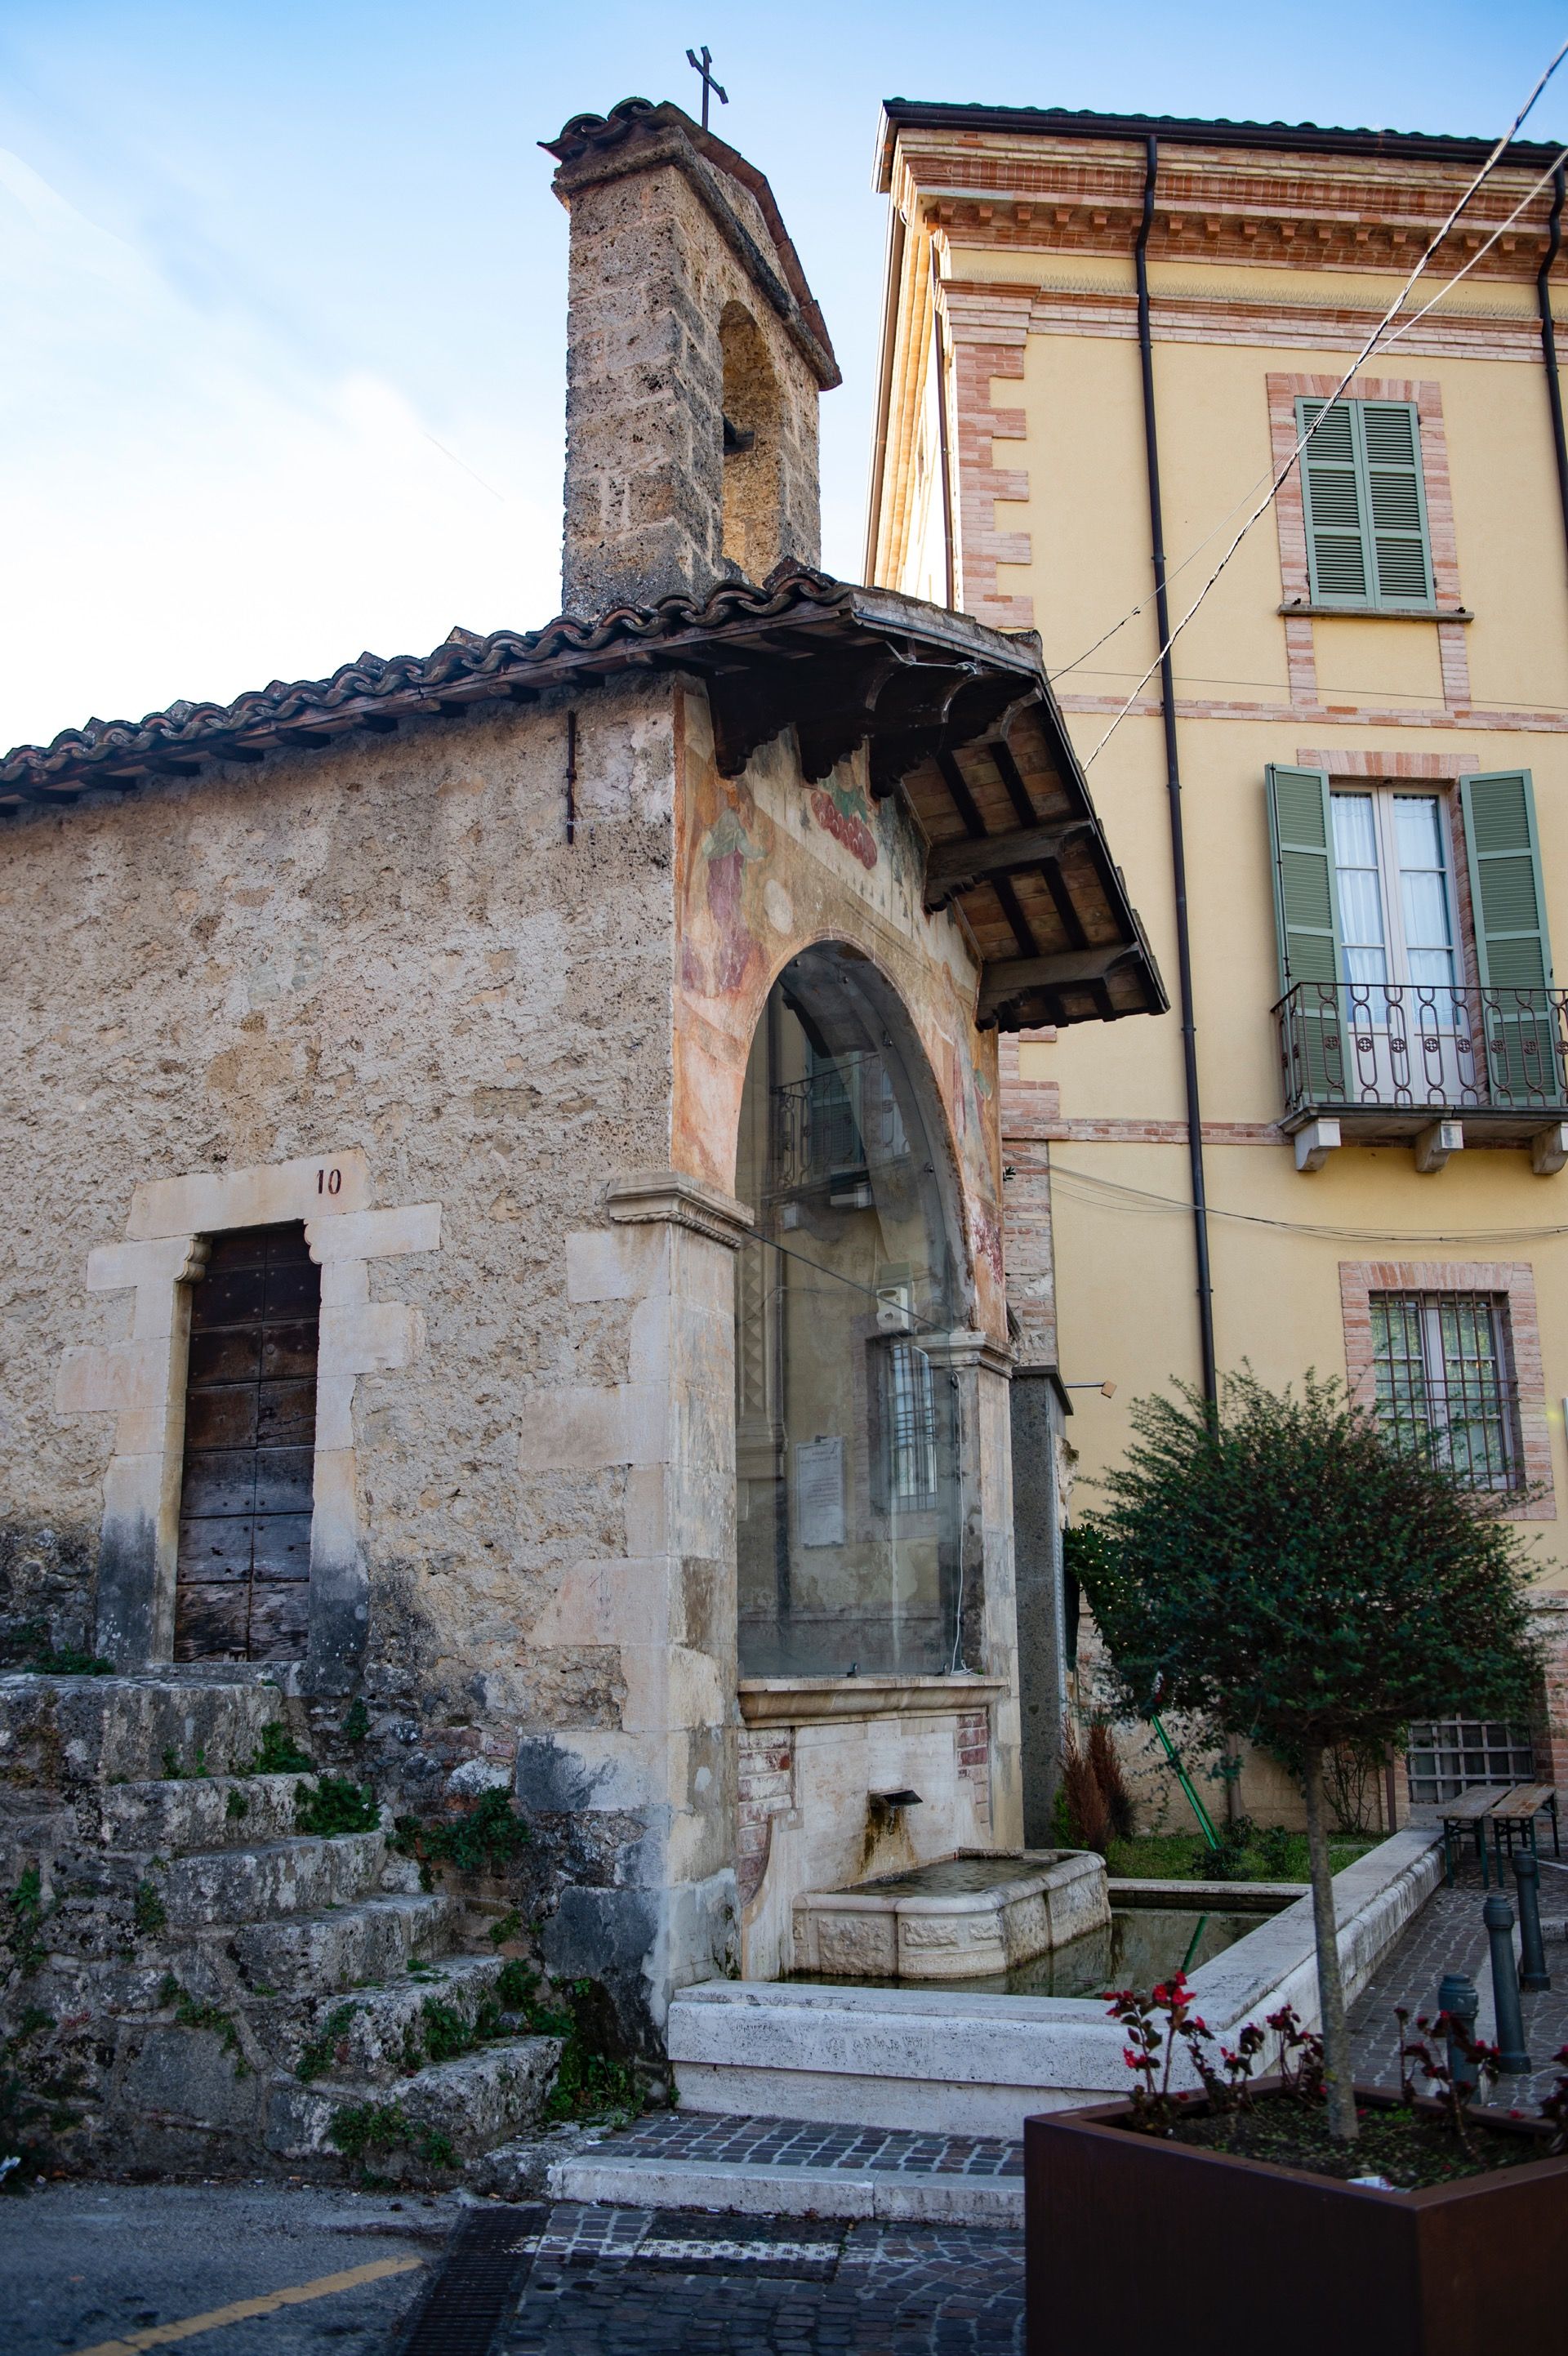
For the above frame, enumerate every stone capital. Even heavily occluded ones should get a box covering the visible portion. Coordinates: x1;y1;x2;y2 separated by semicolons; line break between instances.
604;1169;755;1252
917;1328;1014;1380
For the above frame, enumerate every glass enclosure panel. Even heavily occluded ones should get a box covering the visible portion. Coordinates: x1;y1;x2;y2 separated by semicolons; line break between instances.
733;944;963;1677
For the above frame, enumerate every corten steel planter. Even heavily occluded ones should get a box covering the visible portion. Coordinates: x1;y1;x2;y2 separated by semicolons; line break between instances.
1025;2083;1567;2356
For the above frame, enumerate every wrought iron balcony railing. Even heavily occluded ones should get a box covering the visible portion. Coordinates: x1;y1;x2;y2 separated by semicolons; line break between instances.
768;1053;909;1200
1275;982;1568;1120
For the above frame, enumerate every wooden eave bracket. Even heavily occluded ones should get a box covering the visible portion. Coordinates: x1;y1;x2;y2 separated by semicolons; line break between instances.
977;942;1137;1027
924;818;1094;911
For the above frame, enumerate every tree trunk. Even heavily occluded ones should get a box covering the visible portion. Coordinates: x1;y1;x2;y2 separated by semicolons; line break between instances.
1303;1743;1358;2144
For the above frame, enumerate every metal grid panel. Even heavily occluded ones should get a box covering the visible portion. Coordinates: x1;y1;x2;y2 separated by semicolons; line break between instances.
1406;1717;1535;1803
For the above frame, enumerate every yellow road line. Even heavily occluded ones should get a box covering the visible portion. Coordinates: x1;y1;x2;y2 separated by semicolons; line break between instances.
68;2254;425;2356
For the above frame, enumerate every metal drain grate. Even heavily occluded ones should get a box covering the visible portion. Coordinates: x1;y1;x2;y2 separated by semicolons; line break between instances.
394;2203;544;2356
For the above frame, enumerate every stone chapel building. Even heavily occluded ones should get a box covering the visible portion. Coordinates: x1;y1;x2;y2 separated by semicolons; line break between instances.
0;96;1161;2089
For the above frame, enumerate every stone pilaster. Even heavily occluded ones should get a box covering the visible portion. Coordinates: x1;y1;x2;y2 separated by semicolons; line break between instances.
919;1329;1022;1846
528;1169;753;2042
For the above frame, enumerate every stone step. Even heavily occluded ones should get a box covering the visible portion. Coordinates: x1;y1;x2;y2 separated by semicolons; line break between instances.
541;2112;1026;2225
157;1828;388;1930
546;2147;1024;2225
97;1770;321;1855
277;1953;517;2085
232;1891;462;1997
0;1673;297;1788
268;2036;564;2167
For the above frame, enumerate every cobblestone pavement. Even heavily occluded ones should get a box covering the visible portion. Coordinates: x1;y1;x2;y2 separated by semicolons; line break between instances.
578;2109;1023;2180
487;2205;1023;2356
1349;1855;1568;2108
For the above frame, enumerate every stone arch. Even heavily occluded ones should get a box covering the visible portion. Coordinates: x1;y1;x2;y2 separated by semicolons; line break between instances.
719;302;785;580
730;940;971;1686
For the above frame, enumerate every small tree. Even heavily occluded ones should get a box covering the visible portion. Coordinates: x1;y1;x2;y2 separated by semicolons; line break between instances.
1080;1370;1540;2144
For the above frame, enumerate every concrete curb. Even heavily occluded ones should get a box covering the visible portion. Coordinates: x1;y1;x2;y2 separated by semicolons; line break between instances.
548;2153;1023;2224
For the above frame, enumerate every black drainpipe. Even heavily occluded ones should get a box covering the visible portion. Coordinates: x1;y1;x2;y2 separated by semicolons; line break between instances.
1135;135;1217;1405
1537;164;1568;589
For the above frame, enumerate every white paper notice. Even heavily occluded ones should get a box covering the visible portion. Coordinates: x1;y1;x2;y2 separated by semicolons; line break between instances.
795;1436;845;1548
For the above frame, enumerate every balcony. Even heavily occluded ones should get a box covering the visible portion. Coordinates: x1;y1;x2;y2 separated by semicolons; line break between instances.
768;1054;911;1208
1274;982;1568;1169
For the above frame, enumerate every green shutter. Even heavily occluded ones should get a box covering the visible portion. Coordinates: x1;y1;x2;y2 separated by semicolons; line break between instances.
1298;398;1433;608
1459;769;1558;1104
1267;765;1346;1102
1360;402;1432;603
1299;400;1367;602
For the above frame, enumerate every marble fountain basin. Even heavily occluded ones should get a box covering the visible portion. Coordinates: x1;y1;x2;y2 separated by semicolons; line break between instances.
792;1848;1109;1981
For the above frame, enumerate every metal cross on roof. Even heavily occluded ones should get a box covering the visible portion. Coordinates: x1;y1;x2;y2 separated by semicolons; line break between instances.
685;44;728;132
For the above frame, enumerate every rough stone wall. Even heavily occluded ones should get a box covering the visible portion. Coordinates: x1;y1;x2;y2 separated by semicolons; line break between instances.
2;676;675;1775
554;138;822;610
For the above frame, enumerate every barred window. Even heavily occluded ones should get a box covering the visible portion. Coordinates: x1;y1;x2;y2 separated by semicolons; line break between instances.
883;1338;938;1512
1406;1717;1535;1805
1370;1290;1520;1490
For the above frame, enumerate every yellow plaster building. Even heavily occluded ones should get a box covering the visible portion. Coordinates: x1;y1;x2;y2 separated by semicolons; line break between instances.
868;100;1568;1824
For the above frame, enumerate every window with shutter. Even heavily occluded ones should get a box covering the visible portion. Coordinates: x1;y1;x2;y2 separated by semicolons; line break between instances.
1297;398;1434;608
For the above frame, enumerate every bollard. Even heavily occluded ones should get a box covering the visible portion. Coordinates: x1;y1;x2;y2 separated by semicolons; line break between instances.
1513;1851;1552;1993
1437;1971;1480;2095
1483;1894;1530;2073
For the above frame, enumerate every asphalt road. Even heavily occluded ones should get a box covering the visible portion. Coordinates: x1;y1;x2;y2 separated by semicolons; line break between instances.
1;2181;448;2356
2;2185;1027;2356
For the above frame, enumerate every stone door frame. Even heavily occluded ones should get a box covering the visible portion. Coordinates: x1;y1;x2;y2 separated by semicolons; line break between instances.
56;1150;440;1689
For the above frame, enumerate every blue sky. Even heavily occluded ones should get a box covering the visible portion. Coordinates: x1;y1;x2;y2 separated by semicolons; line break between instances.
2;1;1566;750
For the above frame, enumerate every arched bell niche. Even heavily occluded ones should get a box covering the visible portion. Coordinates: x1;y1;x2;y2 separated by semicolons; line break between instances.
733;942;969;1678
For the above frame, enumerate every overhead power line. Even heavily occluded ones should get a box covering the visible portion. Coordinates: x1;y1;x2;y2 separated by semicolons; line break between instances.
1049;154;1566;692
1040;42;1568;737
1049;1159;1568;1248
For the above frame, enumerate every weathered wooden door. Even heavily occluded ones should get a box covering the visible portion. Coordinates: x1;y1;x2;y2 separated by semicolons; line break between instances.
173;1223;318;1661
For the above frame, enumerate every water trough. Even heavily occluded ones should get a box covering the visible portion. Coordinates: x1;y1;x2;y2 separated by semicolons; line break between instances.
670;1826;1445;2136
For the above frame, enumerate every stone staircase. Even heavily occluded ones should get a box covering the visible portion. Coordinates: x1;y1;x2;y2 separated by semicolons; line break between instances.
0;1672;563;2181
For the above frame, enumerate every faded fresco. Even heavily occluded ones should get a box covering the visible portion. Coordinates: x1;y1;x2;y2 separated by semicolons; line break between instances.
670;684;1007;1343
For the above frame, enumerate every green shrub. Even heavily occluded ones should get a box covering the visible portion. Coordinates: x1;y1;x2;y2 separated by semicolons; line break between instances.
1255;1823;1294;1878
296;2003;358;2084
413;1788;531;1877
244;1723;313;1775
7;1867;45;1978
24;1640;113;1677
132;1880;167;1937
540;1979;640;2123
158;1977;248;2076
328;2100;456;2173
295;1776;379;1838
495;1957;572;2035
342;1699;371;1744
